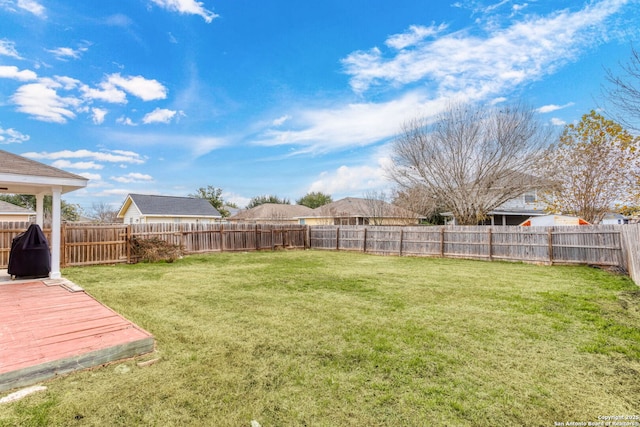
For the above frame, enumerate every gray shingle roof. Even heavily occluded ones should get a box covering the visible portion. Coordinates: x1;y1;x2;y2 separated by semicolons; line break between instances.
310;197;419;218
0;200;35;215
128;194;222;217
0;149;87;181
229;203;314;220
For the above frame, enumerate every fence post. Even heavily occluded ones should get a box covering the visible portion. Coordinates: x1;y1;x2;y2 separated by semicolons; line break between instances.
126;224;132;264
620;224;639;286
488;228;493;261
548;228;553;265
440;227;445;257
336;227;340;251
255;225;259;251
219;223;225;252
399;228;403;256
305;225;310;249
363;227;367;253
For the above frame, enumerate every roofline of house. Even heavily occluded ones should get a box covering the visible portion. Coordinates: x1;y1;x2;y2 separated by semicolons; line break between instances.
0;211;35;215
441;210;546;217
139;214;223;218
297;215;425;219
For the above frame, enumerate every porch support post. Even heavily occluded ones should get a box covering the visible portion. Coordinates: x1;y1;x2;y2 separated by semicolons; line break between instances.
35;193;45;226
50;186;62;279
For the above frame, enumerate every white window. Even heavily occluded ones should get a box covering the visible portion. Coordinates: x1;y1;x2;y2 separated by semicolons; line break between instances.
524;192;537;204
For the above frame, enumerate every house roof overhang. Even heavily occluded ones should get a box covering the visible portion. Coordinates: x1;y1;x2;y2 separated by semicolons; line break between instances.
0;172;88;195
0;150;88;195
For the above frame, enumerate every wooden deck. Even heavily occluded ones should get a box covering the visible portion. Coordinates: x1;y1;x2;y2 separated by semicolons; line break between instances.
0;276;154;392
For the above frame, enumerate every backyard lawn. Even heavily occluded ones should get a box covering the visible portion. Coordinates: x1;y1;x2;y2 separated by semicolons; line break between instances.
1;250;639;426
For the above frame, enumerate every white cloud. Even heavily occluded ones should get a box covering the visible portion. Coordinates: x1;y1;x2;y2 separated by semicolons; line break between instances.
81;84;127;104
78;172;102;181
256;92;444;153
150;0;218;23
272;115;291;126
255;0;630;156
342;0;628;95
537;102;575;113
111;172;154;183
550;117;567;126
0;127;30;144
101;130;228;157
142;107;181;124
16;0;45;17
11;82;80;123
308;157;392;196
192;136;228;156
0;65;37;81
116;116;137;126
95;188;137;198
512;3;529;12
46;46;89;61
91;108;108;124
55;76;81;90
24;149;146;164
0;39;22;58
106;73;167;101
81;73;166;104
385;24;448;50
224;192;251;209
51;160;104;170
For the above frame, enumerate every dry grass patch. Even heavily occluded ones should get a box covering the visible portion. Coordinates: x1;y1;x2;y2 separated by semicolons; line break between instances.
1;250;639;426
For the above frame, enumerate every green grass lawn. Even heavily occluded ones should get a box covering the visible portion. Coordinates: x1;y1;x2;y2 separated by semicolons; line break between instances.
1;250;639;426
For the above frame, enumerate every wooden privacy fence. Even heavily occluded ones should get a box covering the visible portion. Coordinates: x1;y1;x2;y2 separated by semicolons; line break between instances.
309;224;638;274
0;221;638;286
0;222;307;268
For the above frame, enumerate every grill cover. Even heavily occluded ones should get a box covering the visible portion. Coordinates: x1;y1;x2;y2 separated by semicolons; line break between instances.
7;224;51;279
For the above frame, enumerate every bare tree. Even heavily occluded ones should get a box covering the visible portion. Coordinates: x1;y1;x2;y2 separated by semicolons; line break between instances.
392;186;444;224
387;102;553;225
603;46;640;132
89;201;119;223
363;190;390;225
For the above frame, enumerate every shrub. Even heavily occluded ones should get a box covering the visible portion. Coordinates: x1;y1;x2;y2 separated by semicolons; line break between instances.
129;236;183;263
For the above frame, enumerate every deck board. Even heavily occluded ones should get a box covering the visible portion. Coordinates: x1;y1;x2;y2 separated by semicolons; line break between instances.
0;280;154;392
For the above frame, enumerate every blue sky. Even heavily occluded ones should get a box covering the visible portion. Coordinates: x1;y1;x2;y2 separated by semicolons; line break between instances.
1;0;639;212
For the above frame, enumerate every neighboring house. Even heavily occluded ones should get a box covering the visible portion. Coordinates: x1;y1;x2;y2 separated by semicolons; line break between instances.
443;190;548;226
301;197;423;226
600;213;629;225
227;203;314;224
520;214;590;226
117;194;222;224
481;190;547;226
0;200;35;222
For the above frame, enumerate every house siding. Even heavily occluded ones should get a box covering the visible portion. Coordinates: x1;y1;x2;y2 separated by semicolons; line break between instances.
0;214;33;222
122;204;143;224
497;191;545;212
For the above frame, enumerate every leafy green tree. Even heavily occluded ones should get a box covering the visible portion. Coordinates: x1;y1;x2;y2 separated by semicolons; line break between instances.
296;192;332;209
190;185;230;217
0;194;82;221
540;110;640;223
246;195;290;209
61;201;82;222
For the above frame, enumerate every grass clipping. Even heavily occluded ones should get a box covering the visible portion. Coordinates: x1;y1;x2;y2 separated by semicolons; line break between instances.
129;236;183;263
